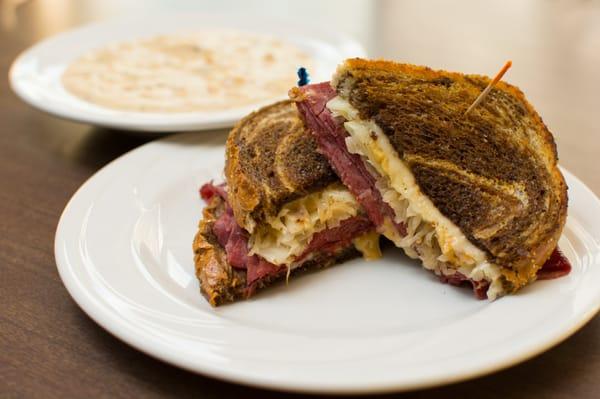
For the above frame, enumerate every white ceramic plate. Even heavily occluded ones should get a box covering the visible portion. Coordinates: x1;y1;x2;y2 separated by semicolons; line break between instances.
9;13;365;132
55;132;600;394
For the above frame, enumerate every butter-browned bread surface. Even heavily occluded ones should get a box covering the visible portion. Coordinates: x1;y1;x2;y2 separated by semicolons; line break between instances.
333;59;568;289
226;100;337;233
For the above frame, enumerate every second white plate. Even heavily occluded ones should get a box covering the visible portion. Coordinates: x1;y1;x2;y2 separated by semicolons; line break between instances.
55;132;600;393
10;13;365;132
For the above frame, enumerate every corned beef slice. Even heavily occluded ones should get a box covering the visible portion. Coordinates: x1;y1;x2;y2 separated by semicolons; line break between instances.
224;222;251;269
201;183;280;284
295;83;404;235
200;181;228;202
296;215;372;262
245;255;284;286
537;248;571;280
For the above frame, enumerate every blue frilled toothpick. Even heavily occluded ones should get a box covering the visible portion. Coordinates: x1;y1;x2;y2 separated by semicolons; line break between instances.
297;67;310;86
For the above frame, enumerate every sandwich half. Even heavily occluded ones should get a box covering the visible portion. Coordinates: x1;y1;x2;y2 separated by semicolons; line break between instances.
193;100;380;306
291;59;568;299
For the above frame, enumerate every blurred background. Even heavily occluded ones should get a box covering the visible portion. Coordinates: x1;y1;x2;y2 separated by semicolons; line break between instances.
2;0;599;192
2;2;600;398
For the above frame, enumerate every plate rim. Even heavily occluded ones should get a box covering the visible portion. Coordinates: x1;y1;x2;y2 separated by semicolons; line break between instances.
54;132;600;394
9;12;366;133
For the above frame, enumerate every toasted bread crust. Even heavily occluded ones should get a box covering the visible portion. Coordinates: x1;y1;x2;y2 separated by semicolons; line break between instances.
193;195;247;306
193;194;360;306
334;59;567;289
225;100;336;233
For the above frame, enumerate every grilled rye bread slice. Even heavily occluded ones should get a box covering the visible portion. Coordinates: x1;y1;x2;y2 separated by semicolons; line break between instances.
193;192;359;306
194;100;376;306
323;59;567;294
226;100;337;233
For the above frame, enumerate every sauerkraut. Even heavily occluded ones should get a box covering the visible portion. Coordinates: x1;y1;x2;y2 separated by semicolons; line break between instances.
248;183;361;266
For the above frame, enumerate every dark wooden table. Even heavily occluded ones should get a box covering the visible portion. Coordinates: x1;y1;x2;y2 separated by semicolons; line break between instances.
2;1;599;398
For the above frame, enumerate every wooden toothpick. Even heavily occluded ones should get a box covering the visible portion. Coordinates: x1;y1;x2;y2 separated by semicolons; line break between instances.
464;60;512;116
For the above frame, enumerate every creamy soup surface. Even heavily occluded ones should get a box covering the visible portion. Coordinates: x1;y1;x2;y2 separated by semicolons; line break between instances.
62;30;313;112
